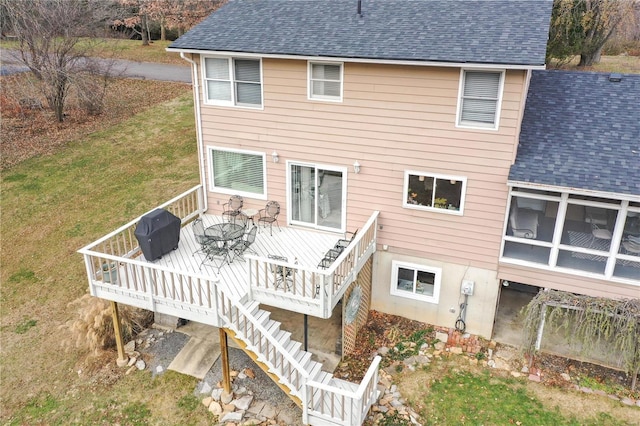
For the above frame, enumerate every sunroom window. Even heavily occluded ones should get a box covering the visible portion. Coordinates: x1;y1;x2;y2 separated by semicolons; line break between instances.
309;62;342;101
203;57;262;107
390;261;441;304
502;188;640;284
457;70;504;129
403;171;466;214
209;148;266;198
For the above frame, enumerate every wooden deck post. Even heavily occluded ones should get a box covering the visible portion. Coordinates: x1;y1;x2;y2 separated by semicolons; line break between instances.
111;301;128;367
220;328;231;394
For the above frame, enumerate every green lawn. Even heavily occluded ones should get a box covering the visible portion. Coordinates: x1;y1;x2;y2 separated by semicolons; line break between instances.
0;93;202;424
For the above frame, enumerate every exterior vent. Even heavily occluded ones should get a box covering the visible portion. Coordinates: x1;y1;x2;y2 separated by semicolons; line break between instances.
608;73;622;82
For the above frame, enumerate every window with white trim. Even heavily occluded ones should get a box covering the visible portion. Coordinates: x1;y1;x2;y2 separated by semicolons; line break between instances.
308;62;343;101
403;171;466;214
203;57;262;107
457;70;504;129
208;147;266;197
391;261;441;304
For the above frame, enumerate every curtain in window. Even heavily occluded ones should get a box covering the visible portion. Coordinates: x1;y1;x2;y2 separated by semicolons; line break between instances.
204;58;231;101
461;71;500;124
211;150;264;195
311;64;341;97
290;165;343;229
234;60;262;105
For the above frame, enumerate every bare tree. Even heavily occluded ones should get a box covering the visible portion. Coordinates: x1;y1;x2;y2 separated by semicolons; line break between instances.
547;0;638;67
2;0;117;122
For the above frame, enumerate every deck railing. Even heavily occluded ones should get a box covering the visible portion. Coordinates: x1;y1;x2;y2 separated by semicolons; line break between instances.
78;186;218;321
304;356;382;425
247;211;379;317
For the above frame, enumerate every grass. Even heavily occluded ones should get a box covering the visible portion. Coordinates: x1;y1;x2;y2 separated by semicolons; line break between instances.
0;86;200;424
396;362;639;426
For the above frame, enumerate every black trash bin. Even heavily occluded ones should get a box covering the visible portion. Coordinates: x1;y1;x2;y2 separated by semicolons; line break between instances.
134;209;181;261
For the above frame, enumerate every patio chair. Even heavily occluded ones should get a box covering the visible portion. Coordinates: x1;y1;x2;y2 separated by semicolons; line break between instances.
230;226;258;262
509;207;538;239
192;218;211;256
222;195;245;224
589;215;612;248
200;239;230;272
268;254;292;289
258;201;281;236
335;229;358;250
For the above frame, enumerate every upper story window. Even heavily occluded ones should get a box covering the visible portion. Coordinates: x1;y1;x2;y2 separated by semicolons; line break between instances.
403;171;467;215
203;57;262;107
456;69;504;130
308;62;343;101
208;147;266;198
391;261;441;304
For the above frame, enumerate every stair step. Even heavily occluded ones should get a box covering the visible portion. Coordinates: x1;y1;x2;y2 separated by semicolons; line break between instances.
307;361;323;380
284;340;302;355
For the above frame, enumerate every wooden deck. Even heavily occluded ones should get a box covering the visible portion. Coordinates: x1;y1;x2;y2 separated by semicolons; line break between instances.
154;213;343;305
78;186;382;425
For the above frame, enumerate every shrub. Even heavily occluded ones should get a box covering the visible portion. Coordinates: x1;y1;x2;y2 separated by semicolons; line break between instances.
63;294;153;354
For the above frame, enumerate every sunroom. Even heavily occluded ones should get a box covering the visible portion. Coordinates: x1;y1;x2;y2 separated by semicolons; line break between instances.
501;186;640;285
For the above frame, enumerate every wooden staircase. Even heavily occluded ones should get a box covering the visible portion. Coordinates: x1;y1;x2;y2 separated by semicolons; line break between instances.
218;297;381;425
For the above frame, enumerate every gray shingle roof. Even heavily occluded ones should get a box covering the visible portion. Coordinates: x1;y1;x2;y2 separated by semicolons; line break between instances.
169;0;552;66
510;70;640;196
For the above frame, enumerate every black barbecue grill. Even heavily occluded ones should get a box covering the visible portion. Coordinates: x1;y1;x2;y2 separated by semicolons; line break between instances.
134;209;181;261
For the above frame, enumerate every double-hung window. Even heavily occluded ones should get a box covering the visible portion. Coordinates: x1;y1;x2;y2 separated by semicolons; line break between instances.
203;57;262;107
208;147;266;198
308;62;343;101
391;261;441;304
403;171;466;215
457;69;504;129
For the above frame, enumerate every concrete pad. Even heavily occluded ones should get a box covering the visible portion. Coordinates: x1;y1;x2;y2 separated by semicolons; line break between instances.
168;337;221;379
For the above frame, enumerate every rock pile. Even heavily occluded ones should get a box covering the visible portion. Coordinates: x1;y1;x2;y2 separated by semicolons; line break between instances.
198;368;301;425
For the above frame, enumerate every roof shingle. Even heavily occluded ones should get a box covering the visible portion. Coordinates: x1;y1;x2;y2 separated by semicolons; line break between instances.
510;71;640;196
169;0;552;66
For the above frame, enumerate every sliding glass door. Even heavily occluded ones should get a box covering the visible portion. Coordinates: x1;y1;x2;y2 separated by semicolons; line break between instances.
289;163;345;231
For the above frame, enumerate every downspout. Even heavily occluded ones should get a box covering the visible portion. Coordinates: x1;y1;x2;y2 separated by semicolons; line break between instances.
180;52;208;212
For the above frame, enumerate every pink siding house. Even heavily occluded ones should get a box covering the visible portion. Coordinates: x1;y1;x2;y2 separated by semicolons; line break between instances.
80;0;639;422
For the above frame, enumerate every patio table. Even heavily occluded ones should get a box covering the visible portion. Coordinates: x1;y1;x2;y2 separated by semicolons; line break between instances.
203;223;246;267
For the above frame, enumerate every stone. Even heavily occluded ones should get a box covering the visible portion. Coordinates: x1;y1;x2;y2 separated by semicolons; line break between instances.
560;373;571;381
128;357;137;367
232;395;254;411
435;331;448;344
377;405;389;413
199;382;212;395
241;419;261;426
378;346;390;356
434;342;446;351
124;340;136;353
510;371;521;378
155;365;164;374
202;396;213;408
276;409;296;425
222;402;236;412
208;401;223;415
621;397;635;406
221;391;234;404
520;365;529;373
244;368;256;379
450;347;463;355
247;400;265;416
636;399;640;407
237;371;247;380
607;394;620;401
221;411;244;423
528;374;541;382
125;365;136;375
594;389;607;396
580;387;593;394
211;388;224;401
260;403;276;418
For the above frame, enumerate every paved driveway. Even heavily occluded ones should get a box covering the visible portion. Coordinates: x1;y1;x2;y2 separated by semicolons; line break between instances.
0;48;191;83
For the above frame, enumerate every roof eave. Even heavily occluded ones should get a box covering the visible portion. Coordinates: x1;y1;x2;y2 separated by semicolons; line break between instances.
507;180;640;202
166;48;547;70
